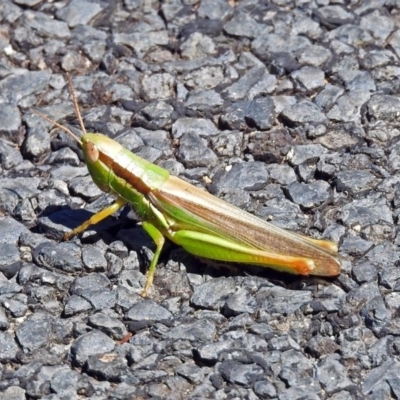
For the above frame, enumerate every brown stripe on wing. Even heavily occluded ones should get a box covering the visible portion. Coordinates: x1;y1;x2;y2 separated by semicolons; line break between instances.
99;151;152;195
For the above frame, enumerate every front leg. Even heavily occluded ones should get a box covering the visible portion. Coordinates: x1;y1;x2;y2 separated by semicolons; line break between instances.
63;197;127;240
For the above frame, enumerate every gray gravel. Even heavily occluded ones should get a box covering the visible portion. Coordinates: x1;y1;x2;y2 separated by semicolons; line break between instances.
0;1;399;399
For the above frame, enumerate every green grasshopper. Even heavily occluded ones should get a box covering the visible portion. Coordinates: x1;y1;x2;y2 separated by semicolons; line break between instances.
35;75;341;297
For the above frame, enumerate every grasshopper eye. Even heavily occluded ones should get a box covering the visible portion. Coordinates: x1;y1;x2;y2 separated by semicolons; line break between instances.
86;141;99;164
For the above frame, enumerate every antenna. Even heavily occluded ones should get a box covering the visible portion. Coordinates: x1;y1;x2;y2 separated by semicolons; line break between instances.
66;73;87;136
32;73;85;145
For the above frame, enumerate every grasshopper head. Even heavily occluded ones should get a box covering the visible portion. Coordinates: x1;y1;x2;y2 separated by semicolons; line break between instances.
81;133;122;193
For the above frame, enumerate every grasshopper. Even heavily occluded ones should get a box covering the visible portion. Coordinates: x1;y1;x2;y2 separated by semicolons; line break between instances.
34;75;341;297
